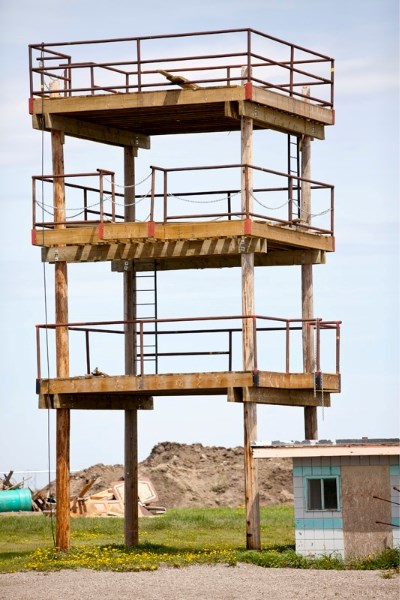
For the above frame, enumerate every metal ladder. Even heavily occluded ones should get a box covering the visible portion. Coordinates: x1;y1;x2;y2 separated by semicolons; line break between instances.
135;261;159;374
287;134;301;219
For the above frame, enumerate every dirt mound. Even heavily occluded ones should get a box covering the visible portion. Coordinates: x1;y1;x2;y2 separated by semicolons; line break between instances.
65;442;293;508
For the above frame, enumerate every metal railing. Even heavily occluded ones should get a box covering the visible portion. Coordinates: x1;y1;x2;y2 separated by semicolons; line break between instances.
29;28;334;108
35;315;341;379
32;164;334;236
32;169;120;229
149;164;334;236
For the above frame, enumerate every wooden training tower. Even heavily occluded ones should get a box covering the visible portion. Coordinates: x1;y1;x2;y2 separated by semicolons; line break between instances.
29;29;340;550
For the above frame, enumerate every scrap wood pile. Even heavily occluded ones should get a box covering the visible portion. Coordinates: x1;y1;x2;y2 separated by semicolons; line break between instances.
33;476;166;517
1;469;165;517
1;470;24;490
70;476;166;518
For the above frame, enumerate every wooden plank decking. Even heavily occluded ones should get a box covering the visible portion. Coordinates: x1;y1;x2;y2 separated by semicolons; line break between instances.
34;220;334;270
38;370;340;409
31;85;333;141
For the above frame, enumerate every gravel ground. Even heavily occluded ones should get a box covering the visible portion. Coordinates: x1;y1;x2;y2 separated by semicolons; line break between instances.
1;565;399;600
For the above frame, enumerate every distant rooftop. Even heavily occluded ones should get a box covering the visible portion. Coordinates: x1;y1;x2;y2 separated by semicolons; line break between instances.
251;438;400;458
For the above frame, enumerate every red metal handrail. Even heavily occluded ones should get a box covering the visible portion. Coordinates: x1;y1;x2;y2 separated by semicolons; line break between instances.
149;163;334;235
29;28;334;108
32;169;119;229
35;315;341;379
32;163;334;235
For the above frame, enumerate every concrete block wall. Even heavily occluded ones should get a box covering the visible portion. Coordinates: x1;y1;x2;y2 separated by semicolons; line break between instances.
293;457;343;559
390;462;400;548
292;454;400;558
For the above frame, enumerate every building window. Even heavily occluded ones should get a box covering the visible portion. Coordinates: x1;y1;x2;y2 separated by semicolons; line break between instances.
306;477;339;511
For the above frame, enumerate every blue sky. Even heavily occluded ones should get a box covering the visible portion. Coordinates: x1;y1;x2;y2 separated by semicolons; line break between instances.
0;1;398;487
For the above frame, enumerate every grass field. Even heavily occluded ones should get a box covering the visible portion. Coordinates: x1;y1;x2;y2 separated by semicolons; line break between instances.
0;506;398;573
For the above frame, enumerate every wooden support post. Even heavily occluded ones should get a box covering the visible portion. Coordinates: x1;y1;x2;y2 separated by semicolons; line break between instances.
123;146;139;546
301;88;318;440
241;116;261;550
52;129;71;550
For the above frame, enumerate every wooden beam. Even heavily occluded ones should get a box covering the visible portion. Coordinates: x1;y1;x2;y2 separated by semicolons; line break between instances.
257;372;340;392
39;393;153;410
31;86;333;127
228;387;331;407
38;371;341;396
42;244;325;268
257;249;326;267
38;372;250;395
252;87;334;125
123;146;138;547
52;128;70;551
240;114;260;551
33;220;334;253
243;394;260;549
225;101;325;140
103;220;334;251
125;408;138;545
300;90;318;441
249;221;334;252
31;87;247;116
32;114;149;149
33;226;101;247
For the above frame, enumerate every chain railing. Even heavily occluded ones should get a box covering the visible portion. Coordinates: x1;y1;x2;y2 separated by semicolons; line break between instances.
32;164;334;236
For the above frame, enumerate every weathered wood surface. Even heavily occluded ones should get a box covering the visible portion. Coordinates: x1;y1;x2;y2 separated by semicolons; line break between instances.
123;146;139;547
38;371;341;396
52;128;70;551
34;220;334;253
39;393;153;410
31;86;334;137
33;114;149;149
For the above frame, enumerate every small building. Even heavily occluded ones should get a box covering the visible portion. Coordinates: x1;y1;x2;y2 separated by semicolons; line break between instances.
252;439;400;559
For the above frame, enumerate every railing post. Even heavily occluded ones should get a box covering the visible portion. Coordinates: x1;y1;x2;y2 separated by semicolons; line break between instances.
163;169;168;223
85;331;91;375
316;319;321;373
252;317;258;372
289;45;294;97
136;39;142;92
39;45;45;97
246;30;251;81
228;330;233;371
36;326;41;380
285;321;290;373
111;172;116;222
244;164;250;217
139;321;144;375
336;323;341;375
66;57;72;97
288;175;293;223
330;59;335;108
99;171;104;223
29;46;33;98
32;177;36;230
83;189;88;222
331;186;335;236
150;167;156;222
90;65;94;95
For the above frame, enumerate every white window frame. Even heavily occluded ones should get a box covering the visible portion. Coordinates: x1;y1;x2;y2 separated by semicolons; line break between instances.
305;476;340;511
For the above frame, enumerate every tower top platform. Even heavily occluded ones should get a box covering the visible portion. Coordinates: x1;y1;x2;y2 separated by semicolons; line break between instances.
29;28;335;142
